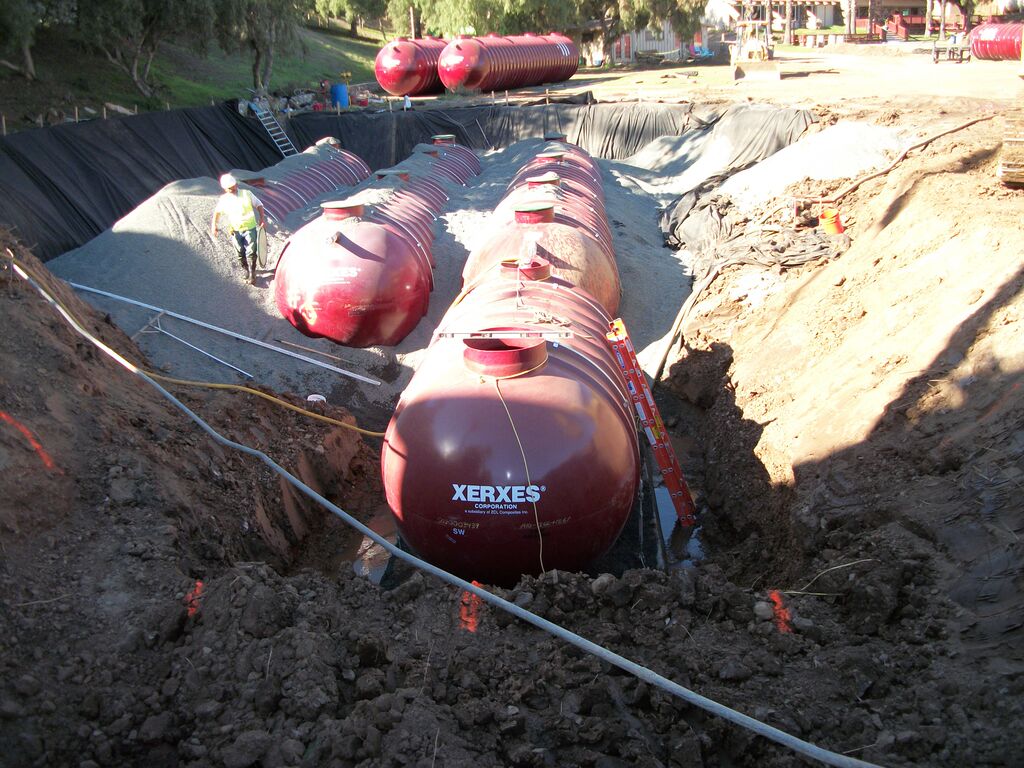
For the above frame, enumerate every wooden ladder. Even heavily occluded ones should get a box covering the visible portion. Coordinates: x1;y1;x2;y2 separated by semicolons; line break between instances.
607;318;697;526
252;102;298;157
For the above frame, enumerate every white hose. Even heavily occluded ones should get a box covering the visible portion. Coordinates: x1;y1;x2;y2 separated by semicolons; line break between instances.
10;259;884;768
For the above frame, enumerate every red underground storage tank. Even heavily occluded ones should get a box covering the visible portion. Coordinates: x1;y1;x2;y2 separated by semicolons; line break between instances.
274;201;431;347
375;36;448;96
463;201;622;316
438;33;579;92
381;258;640;585
492;176;614;264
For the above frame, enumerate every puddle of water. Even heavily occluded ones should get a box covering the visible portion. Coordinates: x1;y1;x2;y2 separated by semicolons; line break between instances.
654;486;705;567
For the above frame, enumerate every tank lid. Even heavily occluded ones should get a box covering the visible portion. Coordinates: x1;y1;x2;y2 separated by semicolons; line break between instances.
463;333;548;378
321;201;364;220
431;134;456;144
395;36;409;42
315;136;341;147
526;172;561;188
543;132;568;141
514;203;555;224
536;151;566;162
501;257;551;281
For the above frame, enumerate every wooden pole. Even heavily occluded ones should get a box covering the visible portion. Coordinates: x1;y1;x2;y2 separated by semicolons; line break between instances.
74;106;79;122
133;104;138;114
1;114;6;136
505;90;509;106
102;106;107;120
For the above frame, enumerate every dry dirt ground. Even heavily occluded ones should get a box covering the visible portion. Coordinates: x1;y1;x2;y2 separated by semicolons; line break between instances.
2;51;1024;768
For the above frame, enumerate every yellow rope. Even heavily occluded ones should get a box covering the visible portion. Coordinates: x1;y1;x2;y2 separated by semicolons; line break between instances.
5;251;387;438
494;377;546;575
145;373;387;437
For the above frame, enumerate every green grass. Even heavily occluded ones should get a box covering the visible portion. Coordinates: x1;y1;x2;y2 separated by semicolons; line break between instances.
0;24;383;131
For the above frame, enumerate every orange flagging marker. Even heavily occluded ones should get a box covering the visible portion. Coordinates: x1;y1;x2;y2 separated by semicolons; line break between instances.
768;589;793;633
459;581;484;633
0;410;60;472
185;580;204;618
606;319;697;526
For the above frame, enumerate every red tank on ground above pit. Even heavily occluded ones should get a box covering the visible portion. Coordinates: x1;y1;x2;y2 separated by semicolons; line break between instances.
438;33;579;93
374;36;448;96
970;22;1024;61
381;258;639;586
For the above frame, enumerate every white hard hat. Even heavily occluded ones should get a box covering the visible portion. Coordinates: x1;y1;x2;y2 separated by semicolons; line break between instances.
219;173;237;190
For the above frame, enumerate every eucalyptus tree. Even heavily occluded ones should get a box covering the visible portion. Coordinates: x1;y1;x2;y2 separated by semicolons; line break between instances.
215;0;313;92
315;0;387;33
0;0;39;80
386;0;703;44
76;0;214;97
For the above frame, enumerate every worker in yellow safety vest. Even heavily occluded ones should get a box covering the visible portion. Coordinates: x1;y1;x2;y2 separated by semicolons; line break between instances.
210;173;266;285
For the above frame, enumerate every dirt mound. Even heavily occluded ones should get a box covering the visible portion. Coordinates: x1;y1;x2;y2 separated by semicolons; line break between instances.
664;111;1024;760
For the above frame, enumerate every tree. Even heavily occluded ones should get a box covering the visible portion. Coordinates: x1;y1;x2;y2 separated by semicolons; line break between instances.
392;0;703;49
215;0;312;92
315;0;385;34
77;0;213;97
783;0;792;46
0;0;40;80
948;0;975;33
925;0;933;36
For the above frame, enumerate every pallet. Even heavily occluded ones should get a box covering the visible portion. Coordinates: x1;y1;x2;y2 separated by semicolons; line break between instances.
932;42;972;63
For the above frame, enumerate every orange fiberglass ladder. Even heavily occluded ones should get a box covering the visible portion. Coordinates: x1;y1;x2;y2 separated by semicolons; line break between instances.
607;318;697;527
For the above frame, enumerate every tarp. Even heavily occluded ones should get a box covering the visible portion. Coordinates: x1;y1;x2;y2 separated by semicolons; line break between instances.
659;105;815;247
1;100;702;262
289;102;702;170
0;104;282;260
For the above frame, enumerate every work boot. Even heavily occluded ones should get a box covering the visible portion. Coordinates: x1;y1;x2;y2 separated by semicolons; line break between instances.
248;266;258;286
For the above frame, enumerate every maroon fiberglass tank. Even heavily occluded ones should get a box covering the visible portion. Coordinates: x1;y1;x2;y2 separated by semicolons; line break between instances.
971;22;1024;61
274;202;431;347
381;258;639;585
493;177;614;262
464;202;621;316
274;139;480;347
438;33;579;92
375;36;448;96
